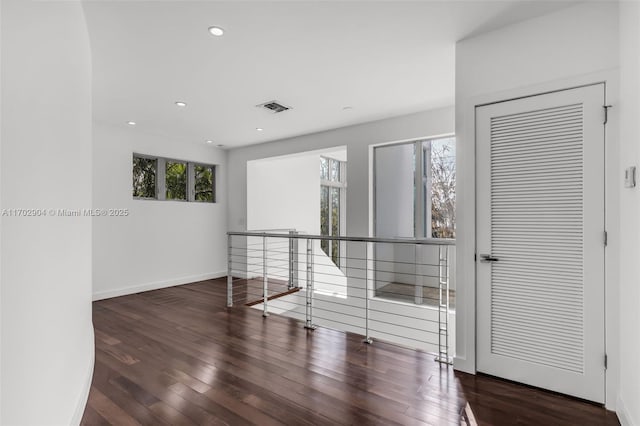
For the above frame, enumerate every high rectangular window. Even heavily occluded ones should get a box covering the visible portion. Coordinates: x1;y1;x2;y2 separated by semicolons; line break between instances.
132;154;216;203
320;156;346;266
132;156;157;198
166;161;187;201
194;164;215;202
429;137;455;238
320;185;330;254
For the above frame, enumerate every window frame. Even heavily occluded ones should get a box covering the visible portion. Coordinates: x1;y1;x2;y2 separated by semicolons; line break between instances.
191;162;216;203
372;135;455;239
132;153;217;203
320;156;347;267
132;153;159;200
165;159;189;202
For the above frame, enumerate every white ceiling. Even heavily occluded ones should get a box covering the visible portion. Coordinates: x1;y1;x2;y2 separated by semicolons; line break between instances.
83;1;578;149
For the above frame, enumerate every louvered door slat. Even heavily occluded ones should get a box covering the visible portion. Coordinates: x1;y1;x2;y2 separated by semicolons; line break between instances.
490;103;586;373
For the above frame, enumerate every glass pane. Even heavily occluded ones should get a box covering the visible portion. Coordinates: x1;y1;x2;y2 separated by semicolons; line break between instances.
422;142;429;237
374;143;415;237
320;186;329;255
330;159;340;182
320;157;329;180
132;156;157;198
331;187;340;266
430;137;456;238
195;165;214;202
423;145;429;178
423;184;428;238
166;161;187;200
331;188;339;236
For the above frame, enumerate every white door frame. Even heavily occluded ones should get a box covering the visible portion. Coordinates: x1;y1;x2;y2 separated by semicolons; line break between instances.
454;70;620;409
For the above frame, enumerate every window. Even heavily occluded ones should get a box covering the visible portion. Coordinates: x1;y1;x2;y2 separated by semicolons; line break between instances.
428;137;455;238
132;154;216;203
194;164;215;202
132;156;157;198
374;136;455;239
320;156;346;266
166;161;187;201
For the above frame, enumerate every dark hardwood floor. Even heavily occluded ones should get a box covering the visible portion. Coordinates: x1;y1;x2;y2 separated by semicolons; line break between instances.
82;278;619;425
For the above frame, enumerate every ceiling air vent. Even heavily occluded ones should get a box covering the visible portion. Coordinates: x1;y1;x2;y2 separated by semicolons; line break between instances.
257;100;291;113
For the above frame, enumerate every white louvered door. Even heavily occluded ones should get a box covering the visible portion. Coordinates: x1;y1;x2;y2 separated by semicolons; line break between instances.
476;84;605;403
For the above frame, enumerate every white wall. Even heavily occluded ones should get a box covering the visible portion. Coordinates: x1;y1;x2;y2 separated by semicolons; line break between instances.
1;1;94;424
247;153;321;234
617;2;640;424
0;0;4;420
455;0;620;409
92;122;228;300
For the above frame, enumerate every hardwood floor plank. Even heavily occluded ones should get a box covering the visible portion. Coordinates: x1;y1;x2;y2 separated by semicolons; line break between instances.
111;375;162;407
87;388;141;426
94;329;121;346
172;381;285;426
92;375;168;425
147;401;198;426
80;406;110;426
81;278;620;426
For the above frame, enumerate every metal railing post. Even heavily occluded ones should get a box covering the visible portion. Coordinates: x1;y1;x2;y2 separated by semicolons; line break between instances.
414;244;424;305
304;238;316;330
363;242;372;344
263;236;269;317
227;234;233;307
436;245;451;364
288;230;298;289
445;245;450;361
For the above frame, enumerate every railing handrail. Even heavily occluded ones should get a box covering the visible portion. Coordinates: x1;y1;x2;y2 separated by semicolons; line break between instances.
246;228;298;232
228;231;455;246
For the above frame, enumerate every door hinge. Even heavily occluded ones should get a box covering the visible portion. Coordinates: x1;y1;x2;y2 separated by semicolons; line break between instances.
603;105;612;125
604;231;608;247
604;354;608;369
474;253;477;262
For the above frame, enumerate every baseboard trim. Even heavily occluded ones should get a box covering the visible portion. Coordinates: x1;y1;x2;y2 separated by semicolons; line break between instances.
92;271;226;301
70;327;95;425
454;355;476;374
232;271;260;280
617;394;637;426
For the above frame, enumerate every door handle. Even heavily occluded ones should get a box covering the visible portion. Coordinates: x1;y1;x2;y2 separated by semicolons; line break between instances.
480;254;499;263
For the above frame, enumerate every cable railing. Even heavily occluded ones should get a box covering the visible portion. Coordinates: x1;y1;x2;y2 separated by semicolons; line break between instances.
227;230;456;364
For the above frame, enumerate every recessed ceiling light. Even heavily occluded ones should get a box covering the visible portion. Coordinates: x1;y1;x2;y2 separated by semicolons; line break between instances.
175;101;187;107
206;140;214;144
127;121;136;126
208;26;224;36
256;127;264;132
